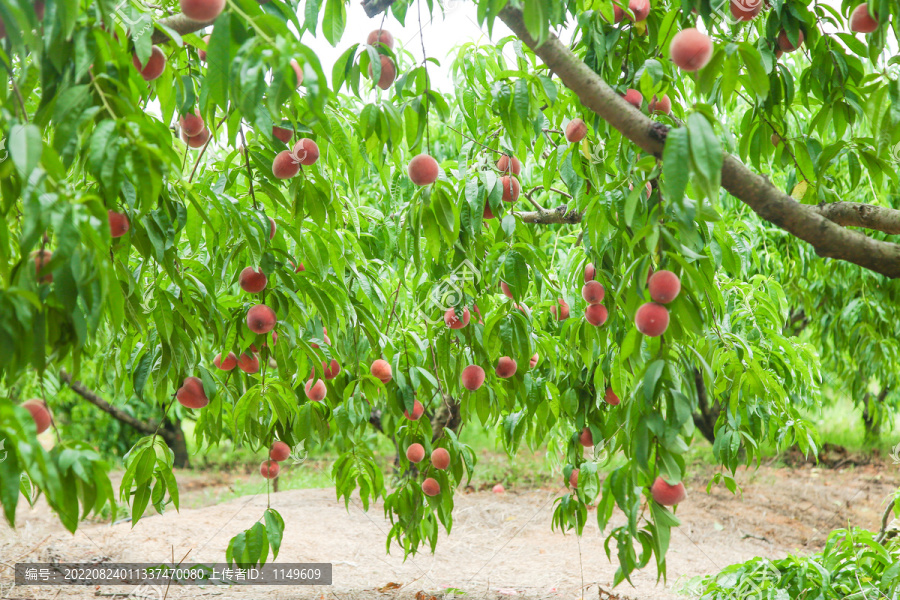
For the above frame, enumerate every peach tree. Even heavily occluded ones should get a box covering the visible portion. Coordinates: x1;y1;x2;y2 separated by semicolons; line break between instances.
0;0;898;589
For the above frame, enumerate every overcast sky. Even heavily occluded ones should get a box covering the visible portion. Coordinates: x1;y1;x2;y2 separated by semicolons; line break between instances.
296;0;888;93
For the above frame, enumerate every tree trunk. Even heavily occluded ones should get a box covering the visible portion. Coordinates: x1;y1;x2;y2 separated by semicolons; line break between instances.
692;368;720;444
431;393;461;442
862;388;889;445
161;417;190;469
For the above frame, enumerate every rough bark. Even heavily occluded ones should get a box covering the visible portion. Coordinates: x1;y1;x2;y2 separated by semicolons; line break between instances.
431;393;461;442
59;370;190;468
361;0;399;18
515;204;584;224
495;6;900;278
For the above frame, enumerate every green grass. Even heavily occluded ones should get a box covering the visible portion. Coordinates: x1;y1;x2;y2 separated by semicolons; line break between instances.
800;394;900;454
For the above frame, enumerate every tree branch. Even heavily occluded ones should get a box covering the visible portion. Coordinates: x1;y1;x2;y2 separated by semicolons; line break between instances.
876;498;897;544
361;0;399;18
59;370;158;435
515;204;583;224
152;13;216;44
497;5;900;278
809;202;900;235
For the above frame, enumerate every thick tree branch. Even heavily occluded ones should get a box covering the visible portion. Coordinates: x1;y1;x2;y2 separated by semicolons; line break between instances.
497;6;900;278
809;202;900;235
152;13;216;44
362;0;399;18
515;204;583;224
60;370;159;435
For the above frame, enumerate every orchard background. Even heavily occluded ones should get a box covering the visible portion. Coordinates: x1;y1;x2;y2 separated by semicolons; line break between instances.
1;0;900;597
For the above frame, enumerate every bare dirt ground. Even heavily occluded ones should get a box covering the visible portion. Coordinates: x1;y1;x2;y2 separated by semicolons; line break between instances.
1;460;897;600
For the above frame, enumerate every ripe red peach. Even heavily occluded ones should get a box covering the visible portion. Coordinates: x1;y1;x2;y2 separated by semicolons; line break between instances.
273;126;293;144
492;483;505;493
444;307;471;329
551;298;570;320
408;154;440;186
367;29;394;49
214;352;237;371
292;138;319;166
368;54;396;90
406;443;425;463
669;28;713;71
239;267;267;293
585;304;608;326
260;460;280;479
371;359;393;383
431;448;450;470
579;427;593;447
529;353;539;368
500;281;514;299
605;387;620;406
483;203;495;219
272;150;299;179
323;359;341;379
569;468;579;489
182;127;210;148
651;476;687;505
581;281;605;304
461;365;485;391
730;0;763;21
776;29;804;52
246;304;276;334
623;88;643;109
22;399;51;433
565;118;587;143
108;210;130;238
404;399;425;420
628;0;650;21
180;109;205;137
849;4;878;33
649;94;671;115
584;263;596;282
133;46;166;81
422;477;441;496
495;356;517;378
648;270;681;304
501;175;520;202
179;0;226;21
176;376;208;409
635;302;669;336
237;352;260;373
304;378;327;401
270;441;291;461
496;154;522;175
268;217;276;240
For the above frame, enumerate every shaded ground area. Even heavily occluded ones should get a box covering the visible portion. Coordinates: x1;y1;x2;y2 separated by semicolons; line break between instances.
1;461;897;600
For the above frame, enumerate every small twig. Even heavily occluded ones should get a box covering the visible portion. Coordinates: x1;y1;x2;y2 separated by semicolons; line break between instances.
876;498;896;544
526;184;572;200
188;113;229;182
446;123;503;155
89;68;118;119
0;56;28;120
382;279;403;331
238;125;259;210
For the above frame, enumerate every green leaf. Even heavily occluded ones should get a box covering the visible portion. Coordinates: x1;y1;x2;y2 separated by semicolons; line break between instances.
9;123;43;179
662;128;690;206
